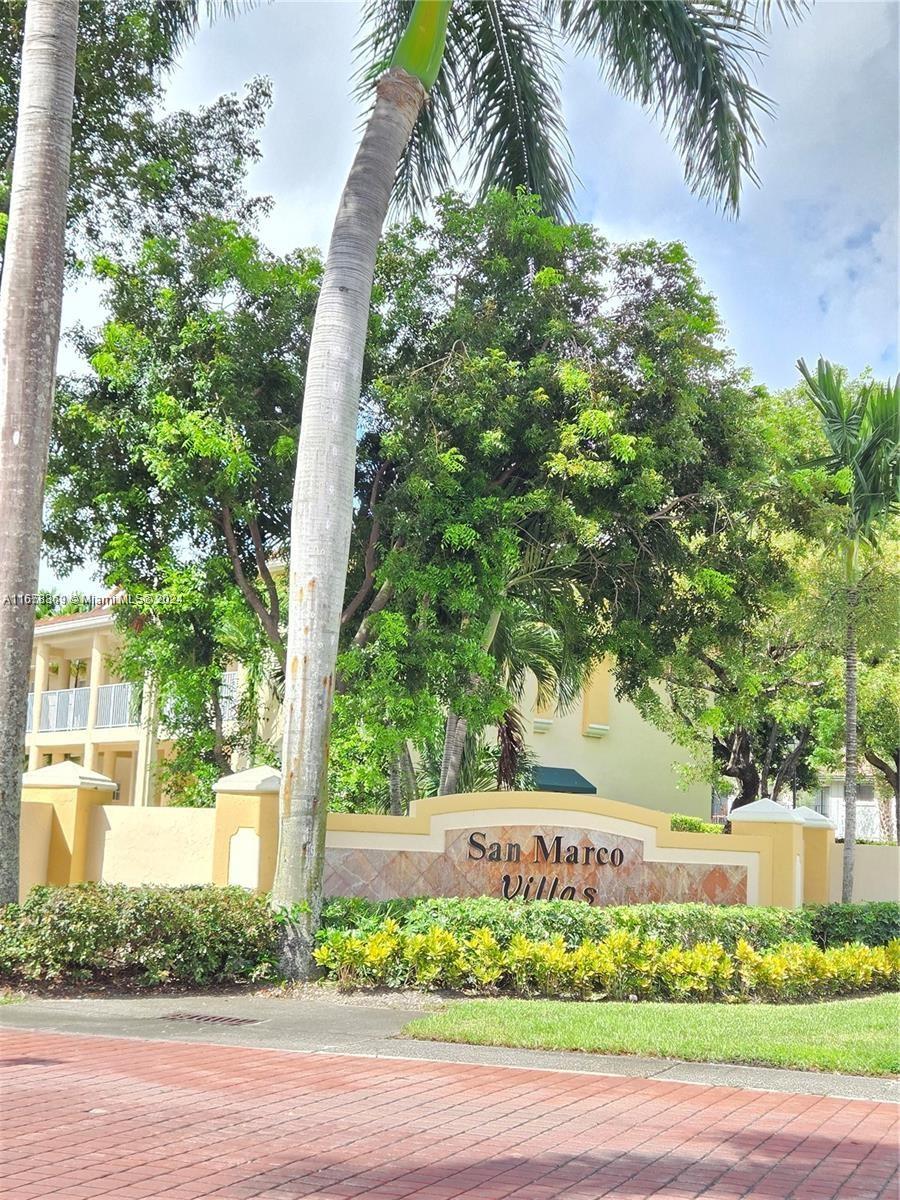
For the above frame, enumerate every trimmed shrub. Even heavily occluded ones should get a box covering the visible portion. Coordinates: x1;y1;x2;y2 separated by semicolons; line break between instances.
809;902;900;949
314;924;900;1002
320;896;813;952
670;813;722;834
0;883;280;985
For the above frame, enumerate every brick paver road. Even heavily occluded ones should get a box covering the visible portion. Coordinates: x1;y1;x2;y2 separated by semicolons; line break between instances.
1;1029;896;1200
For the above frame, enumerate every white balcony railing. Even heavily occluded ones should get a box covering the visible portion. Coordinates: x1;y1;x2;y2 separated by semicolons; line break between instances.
220;671;239;726
96;682;138;729
26;692;34;733
40;687;90;732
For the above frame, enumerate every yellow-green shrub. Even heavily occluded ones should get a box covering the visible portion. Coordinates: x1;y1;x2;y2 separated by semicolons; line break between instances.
313;923;900;1002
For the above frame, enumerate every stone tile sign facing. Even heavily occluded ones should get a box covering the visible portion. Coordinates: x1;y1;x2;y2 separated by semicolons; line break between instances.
323;823;748;906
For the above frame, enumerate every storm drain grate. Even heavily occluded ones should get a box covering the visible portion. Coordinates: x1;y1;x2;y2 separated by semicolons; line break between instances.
161;1012;260;1027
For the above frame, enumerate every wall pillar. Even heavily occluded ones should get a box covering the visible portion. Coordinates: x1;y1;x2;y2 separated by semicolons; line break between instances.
133;678;158;807
212;766;280;893
794;805;836;904
21;761;118;886
28;641;50;770
730;797;806;908
82;635;105;772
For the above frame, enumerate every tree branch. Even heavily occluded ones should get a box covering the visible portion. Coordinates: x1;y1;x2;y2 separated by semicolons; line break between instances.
341;464;386;627
771;728;810;802
864;748;899;798
247;516;280;634
648;493;701;521
220;506;286;667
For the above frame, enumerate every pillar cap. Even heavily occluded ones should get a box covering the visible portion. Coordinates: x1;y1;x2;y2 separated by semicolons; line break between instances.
729;797;804;824
793;804;837;829
213;765;281;795
22;761;117;791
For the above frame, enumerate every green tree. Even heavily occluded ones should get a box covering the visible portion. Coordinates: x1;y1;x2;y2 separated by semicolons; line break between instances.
44;218;321;796
0;0;256;263
858;651;900;841
798;358;899;900
331;193;794;832
274;0;804;974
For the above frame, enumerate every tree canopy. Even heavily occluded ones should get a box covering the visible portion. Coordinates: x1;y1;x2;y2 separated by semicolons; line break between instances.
48;188;873;813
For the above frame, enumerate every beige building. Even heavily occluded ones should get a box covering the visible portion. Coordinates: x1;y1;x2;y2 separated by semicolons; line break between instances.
25;603;156;806
24;604;710;817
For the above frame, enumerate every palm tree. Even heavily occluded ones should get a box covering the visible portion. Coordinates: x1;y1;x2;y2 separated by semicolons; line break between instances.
798;358;899;901
0;0;79;908
438;537;594;796
0;0;233;907
272;0;804;976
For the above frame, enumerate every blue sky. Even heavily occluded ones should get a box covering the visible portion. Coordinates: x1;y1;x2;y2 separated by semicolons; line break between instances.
50;0;898;591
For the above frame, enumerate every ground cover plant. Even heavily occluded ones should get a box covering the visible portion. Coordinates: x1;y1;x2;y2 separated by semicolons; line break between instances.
403;993;900;1076
314;921;899;1001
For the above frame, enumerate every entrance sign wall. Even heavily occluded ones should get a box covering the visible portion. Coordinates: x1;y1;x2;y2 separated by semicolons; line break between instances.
22;764;863;907
324;795;762;905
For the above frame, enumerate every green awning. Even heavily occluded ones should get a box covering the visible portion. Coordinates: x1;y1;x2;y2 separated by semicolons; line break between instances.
531;766;597;794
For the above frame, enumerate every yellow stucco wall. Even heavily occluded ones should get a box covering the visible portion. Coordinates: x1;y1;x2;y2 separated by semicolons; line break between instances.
802;827;833;904
85;805;216;887
829;844;900;902
212;792;279;891
19;801;52;900
523;671;710;818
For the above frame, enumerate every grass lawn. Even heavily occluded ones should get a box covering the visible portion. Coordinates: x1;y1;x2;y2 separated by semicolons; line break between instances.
404;992;900;1076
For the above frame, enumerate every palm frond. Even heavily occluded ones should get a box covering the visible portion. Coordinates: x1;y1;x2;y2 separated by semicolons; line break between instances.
798;357;900;541
158;0;252;50
460;0;575;219
553;0;777;214
356;0;575;218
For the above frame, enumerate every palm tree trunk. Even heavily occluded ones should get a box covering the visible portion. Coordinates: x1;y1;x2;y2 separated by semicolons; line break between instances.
270;67;426;978
438;606;501;796
438;712;459;793
842;588;859;902
400;740;417;811
439;715;468;796
0;0;78;906
388;757;403;816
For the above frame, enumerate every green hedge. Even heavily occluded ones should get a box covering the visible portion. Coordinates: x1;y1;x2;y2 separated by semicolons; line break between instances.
3;885;896;990
808;902;900;948
315;923;900;1001
322;897;813;951
670;813;722;834
0;883;280;985
321;897;900;951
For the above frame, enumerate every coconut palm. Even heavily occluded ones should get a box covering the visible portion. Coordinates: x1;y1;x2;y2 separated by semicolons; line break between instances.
272;0;805;975
0;0;236;906
0;0;79;907
798;358;900;902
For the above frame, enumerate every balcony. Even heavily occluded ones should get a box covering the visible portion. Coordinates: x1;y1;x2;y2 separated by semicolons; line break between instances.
25;682;138;735
220;671;239;726
96;682;138;728
39;687;90;732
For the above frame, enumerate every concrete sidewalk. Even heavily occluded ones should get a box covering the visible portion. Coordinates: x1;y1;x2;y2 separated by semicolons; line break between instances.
1;989;896;1103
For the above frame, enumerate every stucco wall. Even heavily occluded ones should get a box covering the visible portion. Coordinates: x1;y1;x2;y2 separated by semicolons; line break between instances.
86;805;215;887
829;843;900;902
523;676;710;818
19;801;52;900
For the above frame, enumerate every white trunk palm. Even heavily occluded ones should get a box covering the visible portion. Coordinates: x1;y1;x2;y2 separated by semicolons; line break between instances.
271;67;427;975
0;0;78;906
